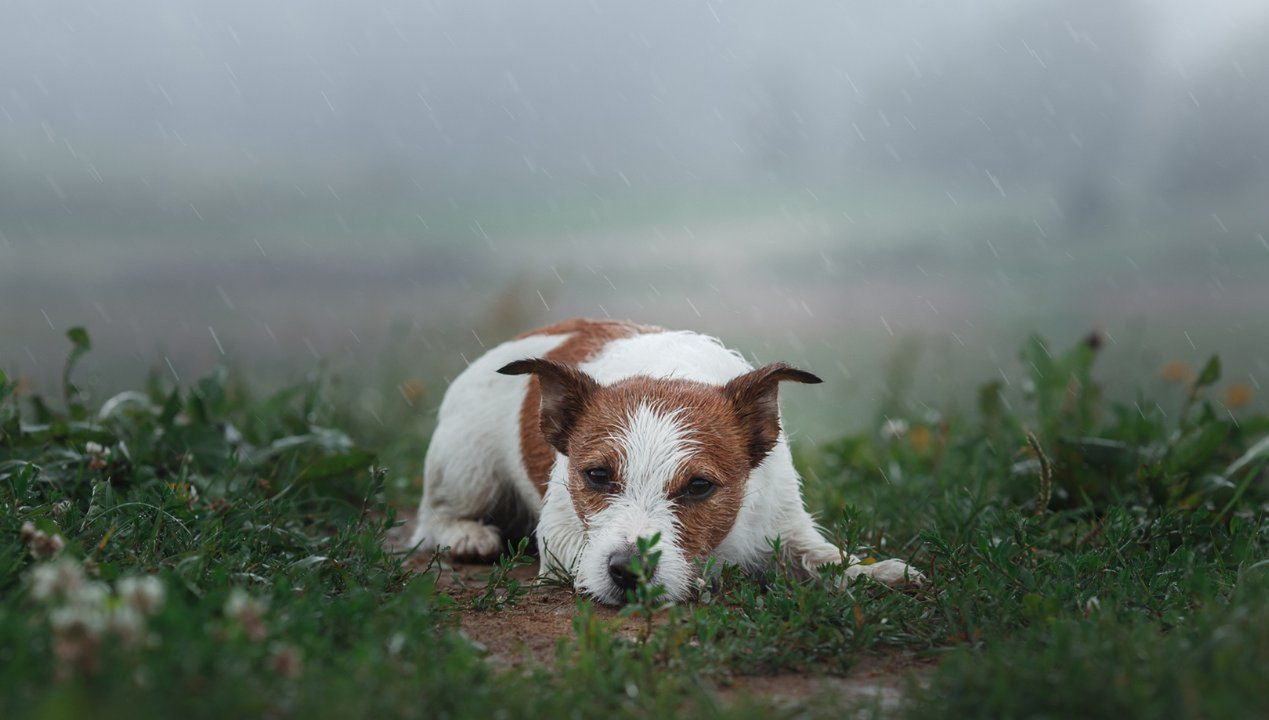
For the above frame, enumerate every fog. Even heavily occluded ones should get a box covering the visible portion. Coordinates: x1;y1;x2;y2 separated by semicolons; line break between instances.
2;1;1267;434
6;2;1267;190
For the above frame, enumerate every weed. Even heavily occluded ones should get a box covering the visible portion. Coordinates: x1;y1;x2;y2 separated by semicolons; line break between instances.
618;533;670;641
470;537;534;611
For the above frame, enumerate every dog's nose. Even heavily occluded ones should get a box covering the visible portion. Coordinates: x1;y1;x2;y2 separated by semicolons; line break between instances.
607;549;639;592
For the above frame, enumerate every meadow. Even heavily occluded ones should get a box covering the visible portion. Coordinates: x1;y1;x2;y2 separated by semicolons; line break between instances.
1;326;1265;719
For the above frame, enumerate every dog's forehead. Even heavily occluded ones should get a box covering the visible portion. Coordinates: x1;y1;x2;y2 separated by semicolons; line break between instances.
577;376;735;450
568;376;752;491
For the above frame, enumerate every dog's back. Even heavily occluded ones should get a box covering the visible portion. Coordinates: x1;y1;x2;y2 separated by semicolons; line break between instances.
413;318;760;557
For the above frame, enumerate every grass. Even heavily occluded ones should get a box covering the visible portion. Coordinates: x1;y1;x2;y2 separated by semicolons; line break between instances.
1;328;1266;719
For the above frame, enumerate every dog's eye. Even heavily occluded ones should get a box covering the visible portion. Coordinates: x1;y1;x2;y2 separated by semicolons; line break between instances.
584;467;614;491
682;476;716;500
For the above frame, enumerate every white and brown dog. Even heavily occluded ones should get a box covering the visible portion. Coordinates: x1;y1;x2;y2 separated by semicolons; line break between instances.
411;318;923;604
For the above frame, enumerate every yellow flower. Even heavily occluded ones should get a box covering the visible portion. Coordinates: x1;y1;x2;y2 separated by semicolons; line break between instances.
1160;361;1191;384
909;425;933;454
1224;383;1254;409
398;379;427;406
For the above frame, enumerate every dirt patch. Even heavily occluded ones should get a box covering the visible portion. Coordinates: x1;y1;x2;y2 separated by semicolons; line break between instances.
712;654;933;712
432;560;632;668
400;550;934;712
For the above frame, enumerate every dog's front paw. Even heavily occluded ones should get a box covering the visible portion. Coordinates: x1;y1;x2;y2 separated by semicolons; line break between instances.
855;558;925;588
439;520;503;562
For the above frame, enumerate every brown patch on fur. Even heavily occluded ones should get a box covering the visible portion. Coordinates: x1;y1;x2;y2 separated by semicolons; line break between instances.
512;319;662;493
563;377;753;559
723;363;823;468
504;321;823;562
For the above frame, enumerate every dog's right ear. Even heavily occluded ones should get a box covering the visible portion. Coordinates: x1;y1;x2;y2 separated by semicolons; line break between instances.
498;359;600;455
723;362;822;468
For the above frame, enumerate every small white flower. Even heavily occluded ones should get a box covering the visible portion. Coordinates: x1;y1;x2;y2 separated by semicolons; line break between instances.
881;418;909;439
68;580;111;608
85;442;112;470
107;605;147;645
50;602;108;638
1084;596;1101;615
225;589;269;641
30;558;86;602
20;521;65;559
225;588;266;618
118;576;166;616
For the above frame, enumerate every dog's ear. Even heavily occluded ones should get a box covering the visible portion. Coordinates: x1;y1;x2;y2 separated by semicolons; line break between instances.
723;362;822;468
498;359;600;455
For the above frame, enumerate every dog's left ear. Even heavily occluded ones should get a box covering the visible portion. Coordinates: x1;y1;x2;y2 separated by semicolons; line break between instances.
723;362;822;468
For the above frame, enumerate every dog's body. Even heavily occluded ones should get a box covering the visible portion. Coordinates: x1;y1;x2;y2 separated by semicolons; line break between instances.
412;318;921;603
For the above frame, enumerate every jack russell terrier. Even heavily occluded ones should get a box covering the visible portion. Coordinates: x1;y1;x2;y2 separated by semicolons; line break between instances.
411;318;923;604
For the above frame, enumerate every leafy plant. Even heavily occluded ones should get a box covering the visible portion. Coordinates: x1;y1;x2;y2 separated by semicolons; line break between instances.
619;533;670;641
471;537;534;611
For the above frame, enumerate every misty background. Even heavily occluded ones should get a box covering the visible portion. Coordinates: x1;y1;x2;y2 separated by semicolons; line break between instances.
2;0;1267;441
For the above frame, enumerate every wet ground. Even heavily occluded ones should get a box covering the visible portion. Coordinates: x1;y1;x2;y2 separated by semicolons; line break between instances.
392;520;933;714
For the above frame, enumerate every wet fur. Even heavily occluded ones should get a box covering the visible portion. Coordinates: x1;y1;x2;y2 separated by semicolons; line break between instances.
411;319;923;602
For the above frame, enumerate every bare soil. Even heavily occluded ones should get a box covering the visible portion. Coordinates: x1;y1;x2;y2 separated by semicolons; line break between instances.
403;551;934;712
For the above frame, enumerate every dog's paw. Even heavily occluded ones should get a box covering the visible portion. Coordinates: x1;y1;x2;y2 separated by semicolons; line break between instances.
859;558;925;588
438;520;503;562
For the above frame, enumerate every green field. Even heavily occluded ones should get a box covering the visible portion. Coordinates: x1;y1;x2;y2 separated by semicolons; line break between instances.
1;328;1265;719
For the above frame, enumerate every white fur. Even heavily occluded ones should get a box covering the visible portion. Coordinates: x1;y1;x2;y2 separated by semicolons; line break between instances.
410;332;566;556
573;403;695;604
414;326;925;602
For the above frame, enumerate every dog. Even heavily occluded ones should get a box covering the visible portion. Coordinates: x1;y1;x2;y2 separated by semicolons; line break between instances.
411;318;923;604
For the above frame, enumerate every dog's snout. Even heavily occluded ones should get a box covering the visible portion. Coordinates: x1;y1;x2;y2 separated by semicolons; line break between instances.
607;549;639;592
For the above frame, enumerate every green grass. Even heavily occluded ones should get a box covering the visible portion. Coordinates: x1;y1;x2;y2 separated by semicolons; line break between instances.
1;329;1266;719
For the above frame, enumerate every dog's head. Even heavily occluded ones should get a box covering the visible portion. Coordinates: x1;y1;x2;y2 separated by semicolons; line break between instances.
498;359;821;604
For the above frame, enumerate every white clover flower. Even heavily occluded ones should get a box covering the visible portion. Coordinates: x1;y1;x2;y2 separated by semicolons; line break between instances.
68;580;111;609
225;588;263;617
84;442;113;470
30;558;86;602
20;521;66;559
36;534;65;559
50;602;108;638
1084;596;1101;616
118;576;166;616
225;588;269;641
107;605;147;646
881;418;909;439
